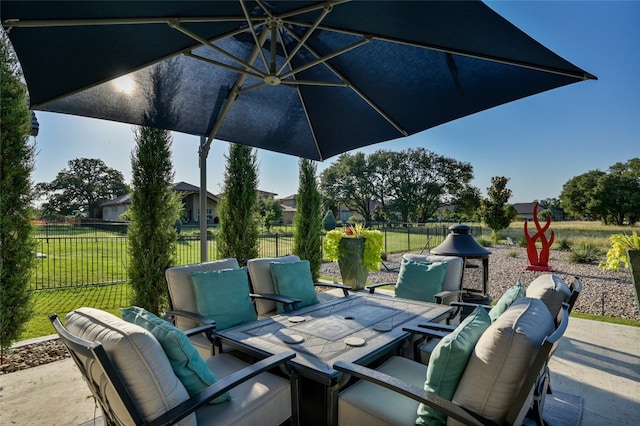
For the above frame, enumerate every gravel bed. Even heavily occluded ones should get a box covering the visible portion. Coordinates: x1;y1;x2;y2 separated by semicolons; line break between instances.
320;245;640;321
2;246;638;375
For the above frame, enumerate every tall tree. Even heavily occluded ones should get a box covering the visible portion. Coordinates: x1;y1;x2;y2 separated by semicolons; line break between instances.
127;60;183;314
127;127;181;314
320;152;374;222
1;32;36;350
478;176;513;241
37;158;130;217
217;144;260;265
293;159;323;281
560;170;608;221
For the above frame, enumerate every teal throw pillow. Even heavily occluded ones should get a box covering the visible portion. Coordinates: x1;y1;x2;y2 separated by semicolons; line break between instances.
119;306;230;404
489;281;526;322
416;305;491;425
270;260;319;314
189;268;257;330
395;259;447;303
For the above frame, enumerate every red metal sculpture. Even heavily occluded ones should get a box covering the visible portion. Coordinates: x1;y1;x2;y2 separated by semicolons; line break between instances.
524;203;554;271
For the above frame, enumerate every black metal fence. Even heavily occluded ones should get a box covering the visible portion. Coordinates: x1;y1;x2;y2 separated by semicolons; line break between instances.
32;222;483;290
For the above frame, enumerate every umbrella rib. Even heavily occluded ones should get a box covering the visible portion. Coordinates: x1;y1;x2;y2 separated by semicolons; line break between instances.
239;0;270;72
185;52;264;80
286;30;408;137
204;27;270;148
169;20;266;78
276;4;333;76
294;22;595;81
279;36;370;80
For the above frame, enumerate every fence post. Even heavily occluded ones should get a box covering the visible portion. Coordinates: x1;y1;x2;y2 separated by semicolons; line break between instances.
275;233;279;257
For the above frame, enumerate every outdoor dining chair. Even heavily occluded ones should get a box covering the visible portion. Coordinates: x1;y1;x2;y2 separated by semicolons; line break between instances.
334;299;570;426
165;258;305;356
50;307;296;426
246;255;350;317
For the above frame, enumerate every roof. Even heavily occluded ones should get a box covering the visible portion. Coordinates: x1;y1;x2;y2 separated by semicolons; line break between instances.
100;181;218;207
100;193;131;207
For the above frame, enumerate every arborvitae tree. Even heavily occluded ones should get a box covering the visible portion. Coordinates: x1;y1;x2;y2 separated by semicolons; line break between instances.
478;176;513;242
293;159;323;281
1;32;36;351
127;127;181;314
322;210;337;231
217;143;259;266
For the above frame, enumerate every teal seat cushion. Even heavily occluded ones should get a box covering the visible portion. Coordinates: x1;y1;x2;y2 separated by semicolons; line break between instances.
395;259;447;303
489;281;526;322
119;306;230;404
416;305;491;425
270;260;319;313
189;268;258;330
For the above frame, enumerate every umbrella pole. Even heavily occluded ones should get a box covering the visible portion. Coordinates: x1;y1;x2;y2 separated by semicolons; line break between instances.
199;136;208;262
198;28;270;262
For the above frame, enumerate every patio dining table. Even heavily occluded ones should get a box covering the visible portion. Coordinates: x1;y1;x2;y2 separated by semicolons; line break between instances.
216;291;452;425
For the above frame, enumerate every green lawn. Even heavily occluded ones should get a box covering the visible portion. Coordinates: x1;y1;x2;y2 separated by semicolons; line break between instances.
19;220;640;341
24;283;131;339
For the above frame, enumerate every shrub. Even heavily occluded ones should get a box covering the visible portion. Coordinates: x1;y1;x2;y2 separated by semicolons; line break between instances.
508;250;518;258
569;242;601;264
128;127;181;314
322;210;337;231
1;34;36;350
556;237;572;251
476;237;493;247
293;159;323;282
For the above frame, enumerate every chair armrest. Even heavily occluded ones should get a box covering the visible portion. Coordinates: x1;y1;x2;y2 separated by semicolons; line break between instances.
450;301;493;311
165;310;217;341
402;324;450;340
148;351;296;426
333;360;489;426
250;293;302;312
314;282;351;296
166;309;216;327
433;289;464;305
366;282;395;294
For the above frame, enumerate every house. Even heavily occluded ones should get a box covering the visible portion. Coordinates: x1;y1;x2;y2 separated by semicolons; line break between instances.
512;202;566;221
100;181;220;224
278;194;297;224
100;193;132;221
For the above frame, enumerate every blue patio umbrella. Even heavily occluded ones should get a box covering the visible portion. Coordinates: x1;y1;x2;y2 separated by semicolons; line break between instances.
1;1;596;260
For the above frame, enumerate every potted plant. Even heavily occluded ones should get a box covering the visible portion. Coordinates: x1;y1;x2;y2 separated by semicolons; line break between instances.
324;223;383;290
600;231;640;309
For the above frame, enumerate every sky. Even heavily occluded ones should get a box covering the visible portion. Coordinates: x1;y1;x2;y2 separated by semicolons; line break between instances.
28;1;639;204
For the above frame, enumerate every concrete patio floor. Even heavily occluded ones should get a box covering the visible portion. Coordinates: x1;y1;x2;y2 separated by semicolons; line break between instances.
1;317;638;425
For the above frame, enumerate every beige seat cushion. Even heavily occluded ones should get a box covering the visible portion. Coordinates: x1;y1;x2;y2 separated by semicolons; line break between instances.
65;308;195;426
525;274;571;318
165;258;240;331
450;297;555;425
197;353;292;426
247;255;300;316
338;356;426;426
403;254;464;293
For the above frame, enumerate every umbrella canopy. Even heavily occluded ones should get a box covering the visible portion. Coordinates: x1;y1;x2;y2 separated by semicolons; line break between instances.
2;0;595;259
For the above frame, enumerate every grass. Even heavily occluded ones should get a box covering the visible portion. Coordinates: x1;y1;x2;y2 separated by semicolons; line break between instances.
23;283;131;339
18;220;640;341
571;312;640;327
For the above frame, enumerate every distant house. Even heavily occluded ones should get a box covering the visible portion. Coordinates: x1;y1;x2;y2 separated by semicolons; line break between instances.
512;202;565;221
101;194;132;221
101;181;220;224
278;194;297;224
